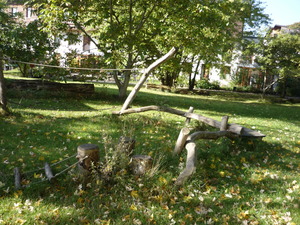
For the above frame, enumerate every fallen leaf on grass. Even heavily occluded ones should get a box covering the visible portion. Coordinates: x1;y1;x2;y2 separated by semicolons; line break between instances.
131;190;139;199
130;204;138;211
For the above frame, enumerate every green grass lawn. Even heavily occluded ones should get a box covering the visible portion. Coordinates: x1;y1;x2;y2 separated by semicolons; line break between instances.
0;82;300;224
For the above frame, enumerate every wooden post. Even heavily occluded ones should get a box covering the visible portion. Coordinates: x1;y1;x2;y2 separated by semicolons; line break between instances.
175;142;197;185
118;136;135;156
130;155;153;176
14;167;21;190
185;106;194;125
220;116;229;131
44;162;55;181
173;127;190;155
77;144;99;172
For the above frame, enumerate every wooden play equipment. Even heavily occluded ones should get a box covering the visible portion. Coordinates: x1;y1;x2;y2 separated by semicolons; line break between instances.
113;105;265;185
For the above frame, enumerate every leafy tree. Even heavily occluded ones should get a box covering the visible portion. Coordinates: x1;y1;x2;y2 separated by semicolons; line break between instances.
255;33;300;97
30;0;268;98
0;0;14;115
4;20;58;77
288;22;300;31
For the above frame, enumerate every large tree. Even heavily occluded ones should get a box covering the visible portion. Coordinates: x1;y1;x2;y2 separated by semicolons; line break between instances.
30;0;268;98
255;33;300;97
0;0;14;115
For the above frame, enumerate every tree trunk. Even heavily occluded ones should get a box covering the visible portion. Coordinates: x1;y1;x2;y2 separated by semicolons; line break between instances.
0;51;10;115
189;57;201;91
281;76;287;98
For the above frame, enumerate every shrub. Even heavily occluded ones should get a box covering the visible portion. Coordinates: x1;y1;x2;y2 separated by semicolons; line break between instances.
196;79;220;90
276;76;300;97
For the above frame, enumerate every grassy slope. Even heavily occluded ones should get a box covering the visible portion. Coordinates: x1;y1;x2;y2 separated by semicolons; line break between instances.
0;83;299;224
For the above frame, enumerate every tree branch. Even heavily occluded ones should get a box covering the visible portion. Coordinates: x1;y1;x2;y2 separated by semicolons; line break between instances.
118;47;178;113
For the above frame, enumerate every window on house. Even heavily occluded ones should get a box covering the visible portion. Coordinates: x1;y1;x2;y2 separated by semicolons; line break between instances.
11;7;18;16
201;64;210;79
83;35;91;52
26;8;33;18
220;66;231;79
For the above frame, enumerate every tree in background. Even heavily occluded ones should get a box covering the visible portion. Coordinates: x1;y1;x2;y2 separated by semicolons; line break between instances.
30;0;268;97
255;33;300;97
4;20;58;77
0;0;14;115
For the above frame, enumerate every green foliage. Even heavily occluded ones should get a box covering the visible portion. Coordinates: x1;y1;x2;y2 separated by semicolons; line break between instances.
254;33;300;96
288;22;300;31
30;0;269;97
65;51;108;82
276;76;300;97
196;79;220;90
1;15;58;77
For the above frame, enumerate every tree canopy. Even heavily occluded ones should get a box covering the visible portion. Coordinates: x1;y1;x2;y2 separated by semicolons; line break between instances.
30;0;269;98
254;33;300;97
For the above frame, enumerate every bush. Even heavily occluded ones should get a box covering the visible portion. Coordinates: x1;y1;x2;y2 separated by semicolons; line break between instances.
196;79;220;90
276;76;300;97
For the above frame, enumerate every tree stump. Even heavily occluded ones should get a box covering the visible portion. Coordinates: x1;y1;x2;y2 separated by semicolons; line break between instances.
117;136;135;156
76;144;99;175
130;155;153;176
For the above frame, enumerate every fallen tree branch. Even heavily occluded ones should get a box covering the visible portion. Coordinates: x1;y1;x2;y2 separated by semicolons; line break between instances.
189;130;239;141
119;47;178;113
175;142;197;186
113;105;266;137
175;130;238;186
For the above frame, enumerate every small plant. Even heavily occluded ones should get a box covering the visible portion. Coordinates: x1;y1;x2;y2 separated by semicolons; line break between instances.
98;134;131;182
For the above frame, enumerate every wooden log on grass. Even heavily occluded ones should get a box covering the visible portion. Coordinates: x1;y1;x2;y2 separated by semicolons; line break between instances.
77;144;99;173
114;105;266;138
14;167;21;190
175;142;197;186
185;106;194;126
189;131;239;141
6;79;94;94
220;116;229;131
115;105;244;134
130;155;153;176
173;127;190;155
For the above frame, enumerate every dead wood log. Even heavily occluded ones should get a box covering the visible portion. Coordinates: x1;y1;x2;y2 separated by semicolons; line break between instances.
173;127;190;155
76;144;99;173
114;105;259;137
6;79;94;94
189;131;239;141
220;116;229;131
119;47;177;113
185;106;194;125
175;142;197;186
175;130;239;185
130;155;153;176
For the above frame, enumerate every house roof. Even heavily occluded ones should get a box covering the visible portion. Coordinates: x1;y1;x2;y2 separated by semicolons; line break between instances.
270;24;300;35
